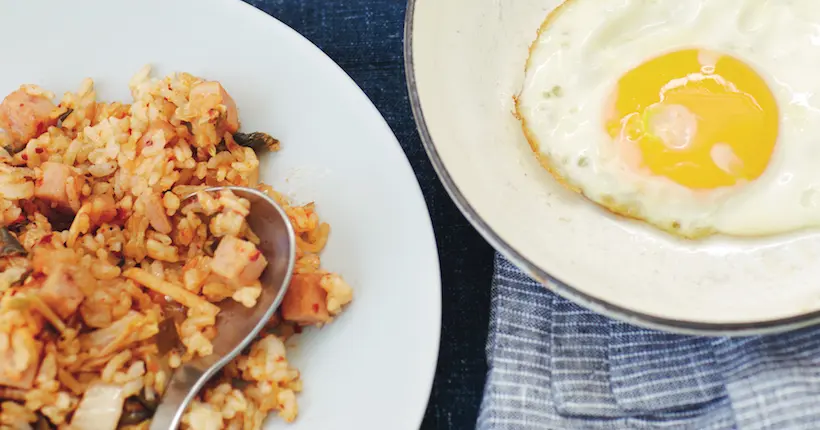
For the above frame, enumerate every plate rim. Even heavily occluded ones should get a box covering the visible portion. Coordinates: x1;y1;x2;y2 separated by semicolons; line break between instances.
403;0;820;336
233;1;445;424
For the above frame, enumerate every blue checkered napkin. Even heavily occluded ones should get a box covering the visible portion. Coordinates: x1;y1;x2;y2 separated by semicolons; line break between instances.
477;254;820;430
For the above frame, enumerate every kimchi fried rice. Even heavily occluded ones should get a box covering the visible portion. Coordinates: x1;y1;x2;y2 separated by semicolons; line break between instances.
0;66;353;429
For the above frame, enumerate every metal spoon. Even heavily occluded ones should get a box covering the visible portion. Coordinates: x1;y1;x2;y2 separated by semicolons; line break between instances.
149;186;295;430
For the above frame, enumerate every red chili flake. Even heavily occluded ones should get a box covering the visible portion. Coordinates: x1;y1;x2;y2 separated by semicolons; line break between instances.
275;356;285;363
10;214;25;225
39;233;53;244
145;140;153;147
18;103;23;108
311;303;319;313
32;272;46;281
34;147;44;154
20;154;28;161
249;250;261;262
112;251;123;259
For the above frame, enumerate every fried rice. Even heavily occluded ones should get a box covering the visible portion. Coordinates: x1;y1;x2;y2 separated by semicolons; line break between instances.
0;66;353;430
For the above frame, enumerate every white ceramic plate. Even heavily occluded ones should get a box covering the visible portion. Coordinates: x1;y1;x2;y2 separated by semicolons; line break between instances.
0;0;441;428
407;0;820;334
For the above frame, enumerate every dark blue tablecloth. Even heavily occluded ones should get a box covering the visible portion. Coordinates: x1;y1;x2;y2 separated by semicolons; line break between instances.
244;1;495;428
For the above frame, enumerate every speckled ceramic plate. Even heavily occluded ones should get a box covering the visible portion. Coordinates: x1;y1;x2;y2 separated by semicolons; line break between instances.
0;0;441;428
406;0;820;335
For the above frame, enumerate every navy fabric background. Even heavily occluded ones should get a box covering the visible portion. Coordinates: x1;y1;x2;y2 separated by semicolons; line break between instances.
244;1;495;428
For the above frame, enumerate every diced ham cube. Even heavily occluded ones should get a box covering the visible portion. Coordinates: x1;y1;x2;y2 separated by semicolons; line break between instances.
281;273;330;324
143;192;172;234
190;81;239;133
0;87;58;150
34;162;84;211
39;264;84;319
0;341;41;389
238;250;267;285
211;235;262;280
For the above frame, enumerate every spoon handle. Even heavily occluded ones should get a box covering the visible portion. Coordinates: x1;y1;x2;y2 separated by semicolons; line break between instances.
149;357;217;430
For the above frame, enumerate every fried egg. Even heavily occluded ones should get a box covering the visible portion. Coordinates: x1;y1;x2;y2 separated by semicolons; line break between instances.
516;0;820;238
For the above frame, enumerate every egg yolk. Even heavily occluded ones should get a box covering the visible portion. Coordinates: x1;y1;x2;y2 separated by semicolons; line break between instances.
605;49;779;189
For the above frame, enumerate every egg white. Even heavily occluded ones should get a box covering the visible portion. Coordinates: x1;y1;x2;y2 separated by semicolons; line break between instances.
517;0;820;238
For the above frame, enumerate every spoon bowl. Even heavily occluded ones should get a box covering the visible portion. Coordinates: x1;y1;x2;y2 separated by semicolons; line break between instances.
150;186;296;430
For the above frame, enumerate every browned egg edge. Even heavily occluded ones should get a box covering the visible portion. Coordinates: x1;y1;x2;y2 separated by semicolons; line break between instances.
514;0;716;240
